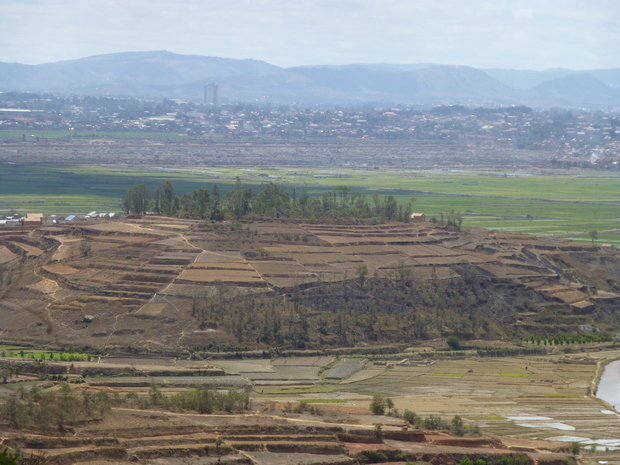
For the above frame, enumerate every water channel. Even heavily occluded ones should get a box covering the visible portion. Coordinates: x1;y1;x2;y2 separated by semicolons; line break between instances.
596;359;620;409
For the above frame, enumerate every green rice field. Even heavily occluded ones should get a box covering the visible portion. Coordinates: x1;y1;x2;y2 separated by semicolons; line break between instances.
1;163;619;244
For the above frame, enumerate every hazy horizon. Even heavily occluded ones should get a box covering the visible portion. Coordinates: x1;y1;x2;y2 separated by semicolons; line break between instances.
1;1;617;71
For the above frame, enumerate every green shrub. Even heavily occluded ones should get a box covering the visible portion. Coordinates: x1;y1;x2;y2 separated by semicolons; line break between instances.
0;448;19;465
447;335;461;350
370;395;387;415
404;409;419;426
361;450;387;463
423;414;445;430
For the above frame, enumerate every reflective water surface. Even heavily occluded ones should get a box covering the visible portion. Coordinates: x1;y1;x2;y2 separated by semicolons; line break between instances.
597;359;620;409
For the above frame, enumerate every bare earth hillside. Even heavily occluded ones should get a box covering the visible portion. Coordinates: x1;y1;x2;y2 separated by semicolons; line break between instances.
1;218;619;354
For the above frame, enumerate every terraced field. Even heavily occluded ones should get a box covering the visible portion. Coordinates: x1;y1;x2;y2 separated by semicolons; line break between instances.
2;348;619;464
1;217;619;354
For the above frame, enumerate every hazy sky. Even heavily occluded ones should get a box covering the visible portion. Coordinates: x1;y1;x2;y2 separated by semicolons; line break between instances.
1;0;618;70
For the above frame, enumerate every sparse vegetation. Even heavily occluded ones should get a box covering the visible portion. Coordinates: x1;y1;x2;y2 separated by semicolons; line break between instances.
283;401;323;415
0;382;112;429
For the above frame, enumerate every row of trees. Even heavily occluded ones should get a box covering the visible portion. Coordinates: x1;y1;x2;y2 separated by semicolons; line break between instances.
123;179;417;222
142;384;250;414
524;332;613;346
370;395;481;437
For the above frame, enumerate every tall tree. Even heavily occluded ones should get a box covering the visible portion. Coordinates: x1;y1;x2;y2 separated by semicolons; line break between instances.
195;187;211;219
588;229;598;247
154;180;176;215
123;184;151;214
254;182;291;217
226;177;253;216
210;183;224;220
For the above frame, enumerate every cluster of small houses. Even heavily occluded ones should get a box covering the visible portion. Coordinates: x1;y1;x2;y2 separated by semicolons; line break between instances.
0;212;421;227
0;211;116;227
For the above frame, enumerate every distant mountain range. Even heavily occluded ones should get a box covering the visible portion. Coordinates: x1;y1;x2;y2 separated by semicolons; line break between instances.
1;51;619;108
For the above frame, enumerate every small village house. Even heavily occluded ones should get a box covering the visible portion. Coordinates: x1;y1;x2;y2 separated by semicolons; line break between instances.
23;213;43;226
0;219;19;227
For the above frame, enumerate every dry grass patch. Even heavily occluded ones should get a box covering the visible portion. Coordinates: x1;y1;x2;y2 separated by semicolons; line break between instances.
305;252;358;264
26;278;61;295
328;261;364;271
391;244;449;256
9;241;43;257
137;265;181;274
340;367;386;384
411;255;468;266
82;222;149;233
160;283;267;297
265;276;318;287
338;245;399;255
273;366;321;380
310;235;365;245
107;246;163;259
405;267;458;280
44;263;80;274
86;241;127;254
289;253;334;266
478;264;553;278
0;245;19;264
71;268;127;284
156;252;200;261
529;373;564;383
94;235;159;244
521;384;557;396
250;261;310;274
194;251;244;262
424;244;467;255
209;359;275;373
272;357;333;367
547;289;589;304
189;262;253;271
303;265;342;275
266;245;335;253
135;303;170;316
149;236;189;246
361;254;415;269
245;372;285;381
149;223;191;230
441;238;472;249
175;269;264;283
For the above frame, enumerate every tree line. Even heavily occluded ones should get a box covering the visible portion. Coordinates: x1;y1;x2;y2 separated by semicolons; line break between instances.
0;381;250;430
123;178;417;222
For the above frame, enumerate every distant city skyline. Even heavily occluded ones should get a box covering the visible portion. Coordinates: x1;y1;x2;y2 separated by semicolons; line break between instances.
0;0;617;70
